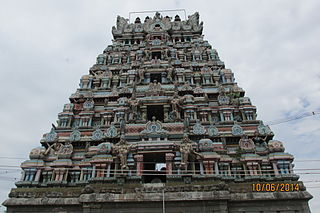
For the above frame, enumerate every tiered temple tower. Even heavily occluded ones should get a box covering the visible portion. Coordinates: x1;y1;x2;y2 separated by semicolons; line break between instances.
4;12;312;213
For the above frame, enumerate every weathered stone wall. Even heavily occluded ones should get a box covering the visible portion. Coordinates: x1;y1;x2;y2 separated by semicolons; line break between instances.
5;199;311;213
4;186;312;213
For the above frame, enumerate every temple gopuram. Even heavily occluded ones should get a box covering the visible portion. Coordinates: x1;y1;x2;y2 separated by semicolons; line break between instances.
4;12;312;213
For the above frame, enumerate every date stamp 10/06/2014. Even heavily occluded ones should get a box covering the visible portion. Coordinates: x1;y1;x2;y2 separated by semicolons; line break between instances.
252;183;300;192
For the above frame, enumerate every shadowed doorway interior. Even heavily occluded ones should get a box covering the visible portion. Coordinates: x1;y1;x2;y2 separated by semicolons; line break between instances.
143;153;166;183
147;105;164;121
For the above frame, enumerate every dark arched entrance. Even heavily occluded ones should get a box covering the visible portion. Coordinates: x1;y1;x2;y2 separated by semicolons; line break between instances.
143;153;166;183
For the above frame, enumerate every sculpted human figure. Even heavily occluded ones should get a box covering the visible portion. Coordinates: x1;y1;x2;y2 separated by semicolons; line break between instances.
93;70;104;78
154;80;161;91
239;134;255;150
167;68;173;82
218;85;226;94
44;142;62;155
148;80;162;96
60;141;73;155
113;136;133;171
85;141;90;152
208;48;219;60
176;134;202;169
138;68;145;83
119;118;126;134
129;98;140;120
96;54;105;65
170;92;181;120
112;15;128;33
253;131;267;147
92;71;104;89
136;50;144;61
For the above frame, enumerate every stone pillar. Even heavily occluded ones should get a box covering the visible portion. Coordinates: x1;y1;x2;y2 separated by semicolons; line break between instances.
92;165;96;178
289;163;293;174
101;164;107;177
219;112;224;121
54;170;59;181
67;117;72;127
199;162;204;175
30;170;35;181
248;166;253;175
34;169;42;182
165;153;175;175
191;161;196;174
106;163;111;177
278;163;284;174
101;165;106;177
190;76;194;85
254;166;258;175
59;170;65;181
20;170;26;181
243;164;248;176
258;164;262;175
134;154;144;176
177;168;181;175
51;170;55;181
241;112;245;121
55;170;61;181
80;169;84;181
88;77;93;88
228;164;231;176
208;112;212;123
272;162;279;175
164;105;170;122
64;169;69;181
89;117;93;126
193;110;197;120
214;161;219;175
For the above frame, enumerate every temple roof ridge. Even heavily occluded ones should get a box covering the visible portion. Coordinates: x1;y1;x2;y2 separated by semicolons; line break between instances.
112;12;203;38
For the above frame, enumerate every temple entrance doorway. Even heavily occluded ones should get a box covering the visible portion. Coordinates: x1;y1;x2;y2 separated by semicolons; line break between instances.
143;153;166;183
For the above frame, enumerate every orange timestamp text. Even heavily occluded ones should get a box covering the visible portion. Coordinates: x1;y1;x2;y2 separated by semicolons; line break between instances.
252;183;300;192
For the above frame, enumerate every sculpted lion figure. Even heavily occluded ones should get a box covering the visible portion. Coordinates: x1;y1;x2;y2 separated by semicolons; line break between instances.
112;16;128;33
187;12;203;31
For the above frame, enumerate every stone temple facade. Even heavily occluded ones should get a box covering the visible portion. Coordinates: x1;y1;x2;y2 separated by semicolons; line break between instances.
4;12;312;213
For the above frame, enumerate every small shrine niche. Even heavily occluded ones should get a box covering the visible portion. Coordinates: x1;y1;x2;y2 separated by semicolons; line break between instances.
151;51;161;59
150;73;162;83
147;105;164;121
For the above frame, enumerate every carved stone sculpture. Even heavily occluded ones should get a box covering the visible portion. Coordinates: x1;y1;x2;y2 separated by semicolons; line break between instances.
113;136;133;171
175;134;202;169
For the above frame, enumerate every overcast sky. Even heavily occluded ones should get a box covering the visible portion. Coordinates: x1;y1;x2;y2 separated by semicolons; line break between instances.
0;0;319;212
